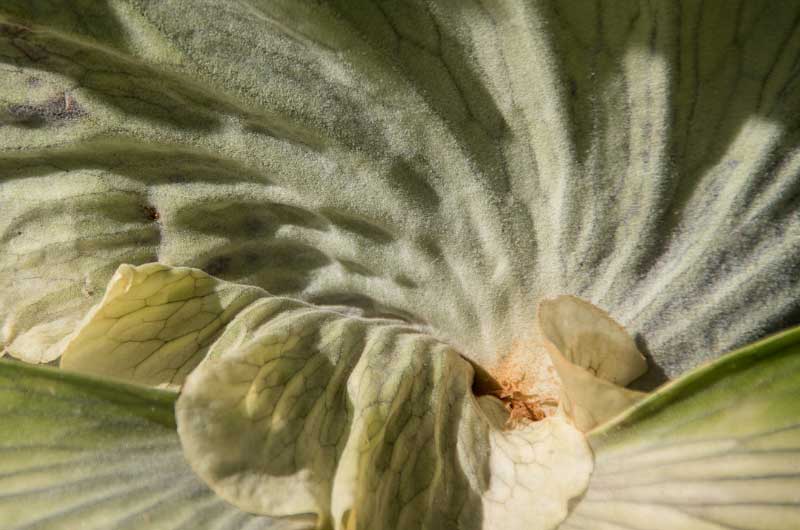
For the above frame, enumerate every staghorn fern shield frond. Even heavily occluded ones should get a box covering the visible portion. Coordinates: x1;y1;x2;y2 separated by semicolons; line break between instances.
1;1;799;529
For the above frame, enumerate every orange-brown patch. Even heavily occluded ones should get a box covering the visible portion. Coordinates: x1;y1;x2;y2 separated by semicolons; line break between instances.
486;373;559;427
143;205;160;221
472;332;562;429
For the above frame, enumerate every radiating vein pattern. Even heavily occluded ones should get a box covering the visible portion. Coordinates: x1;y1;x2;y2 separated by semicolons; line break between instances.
559;328;800;530
2;1;800;387
0;360;311;530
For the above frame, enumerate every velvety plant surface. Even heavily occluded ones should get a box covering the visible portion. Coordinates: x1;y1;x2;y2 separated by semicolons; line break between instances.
1;2;800;529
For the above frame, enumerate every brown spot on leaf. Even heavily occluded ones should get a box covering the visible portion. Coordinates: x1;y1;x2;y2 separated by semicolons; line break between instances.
64;93;75;113
5;91;85;127
473;367;559;427
489;375;558;426
142;205;160;221
472;329;563;429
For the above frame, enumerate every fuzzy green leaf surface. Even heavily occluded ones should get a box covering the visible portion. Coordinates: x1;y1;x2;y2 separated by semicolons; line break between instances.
560;327;800;530
2;1;800;387
2;2;800;530
0;359;312;530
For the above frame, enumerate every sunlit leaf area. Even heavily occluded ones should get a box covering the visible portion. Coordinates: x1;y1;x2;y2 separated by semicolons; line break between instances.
1;2;800;529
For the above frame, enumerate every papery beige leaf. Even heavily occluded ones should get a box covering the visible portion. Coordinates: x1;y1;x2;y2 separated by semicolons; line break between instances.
538;295;647;430
176;291;593;530
60;263;263;386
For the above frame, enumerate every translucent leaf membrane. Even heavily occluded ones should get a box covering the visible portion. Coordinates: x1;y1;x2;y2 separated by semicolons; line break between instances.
2;1;800;387
538;295;647;431
559;326;800;530
60;263;265;386
172;269;592;530
52;263;593;529
0;359;312;530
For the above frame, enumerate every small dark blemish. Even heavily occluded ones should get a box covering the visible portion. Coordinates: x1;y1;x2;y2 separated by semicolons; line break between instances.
142;205;160;221
6;91;86;127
